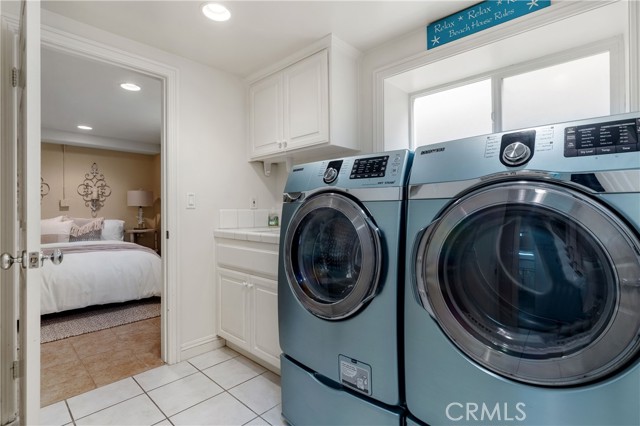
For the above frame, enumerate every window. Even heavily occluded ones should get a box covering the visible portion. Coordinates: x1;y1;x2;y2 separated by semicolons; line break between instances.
413;79;492;146
411;48;617;148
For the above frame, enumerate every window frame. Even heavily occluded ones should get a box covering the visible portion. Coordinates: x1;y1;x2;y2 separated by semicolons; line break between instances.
409;37;624;149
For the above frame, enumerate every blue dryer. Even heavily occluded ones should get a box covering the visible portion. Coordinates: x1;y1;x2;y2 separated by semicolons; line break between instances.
278;150;412;425
405;113;640;425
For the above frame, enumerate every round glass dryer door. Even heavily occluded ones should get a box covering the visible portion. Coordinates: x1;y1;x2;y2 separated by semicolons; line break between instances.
415;180;640;386
284;193;381;320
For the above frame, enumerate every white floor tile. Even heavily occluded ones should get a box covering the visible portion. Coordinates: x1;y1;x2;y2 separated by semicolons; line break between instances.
170;392;256;426
262;404;287;426
189;346;240;370
67;377;143;419
134;360;197;391
75;394;165;425
229;372;281;415
203;356;266;389
148;371;224;417
243;416;270;426
40;401;72;426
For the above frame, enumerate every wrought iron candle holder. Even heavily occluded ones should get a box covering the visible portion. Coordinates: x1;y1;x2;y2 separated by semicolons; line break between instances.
77;163;111;217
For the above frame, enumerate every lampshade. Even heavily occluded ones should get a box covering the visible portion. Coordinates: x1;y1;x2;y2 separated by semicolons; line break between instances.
127;190;153;207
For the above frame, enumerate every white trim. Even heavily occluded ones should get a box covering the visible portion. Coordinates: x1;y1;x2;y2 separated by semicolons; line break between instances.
37;22;181;364
630;0;640;111
179;335;225;360
372;1;617;152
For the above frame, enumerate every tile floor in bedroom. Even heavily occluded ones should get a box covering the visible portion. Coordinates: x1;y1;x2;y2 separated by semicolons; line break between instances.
41;317;164;407
41;345;285;426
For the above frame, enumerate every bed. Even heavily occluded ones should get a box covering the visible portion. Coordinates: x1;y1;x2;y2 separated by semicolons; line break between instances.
40;216;162;315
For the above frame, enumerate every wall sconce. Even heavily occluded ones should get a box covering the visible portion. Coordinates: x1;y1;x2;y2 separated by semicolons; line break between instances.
41;177;50;201
127;189;153;229
77;162;112;217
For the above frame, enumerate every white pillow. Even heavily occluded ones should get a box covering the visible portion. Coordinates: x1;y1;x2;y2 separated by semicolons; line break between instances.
41;219;74;244
101;219;125;241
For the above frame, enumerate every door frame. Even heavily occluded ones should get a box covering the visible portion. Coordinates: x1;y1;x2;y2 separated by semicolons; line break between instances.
1;15;180;364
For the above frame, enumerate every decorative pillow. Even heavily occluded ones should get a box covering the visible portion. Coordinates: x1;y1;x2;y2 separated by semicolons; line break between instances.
101;219;125;241
41;219;74;244
66;217;104;241
69;229;102;242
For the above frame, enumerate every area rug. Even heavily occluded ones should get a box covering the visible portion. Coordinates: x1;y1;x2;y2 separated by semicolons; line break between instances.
41;297;161;344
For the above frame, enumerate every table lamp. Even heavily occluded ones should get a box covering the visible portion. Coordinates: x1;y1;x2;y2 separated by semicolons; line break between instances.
127;190;153;229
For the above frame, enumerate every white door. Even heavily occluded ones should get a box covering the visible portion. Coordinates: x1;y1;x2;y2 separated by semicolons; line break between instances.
0;0;41;423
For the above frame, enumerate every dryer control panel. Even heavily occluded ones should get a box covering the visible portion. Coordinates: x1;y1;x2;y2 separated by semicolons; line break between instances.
564;117;640;157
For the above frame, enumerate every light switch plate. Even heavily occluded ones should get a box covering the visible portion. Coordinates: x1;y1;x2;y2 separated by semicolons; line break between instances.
187;192;196;209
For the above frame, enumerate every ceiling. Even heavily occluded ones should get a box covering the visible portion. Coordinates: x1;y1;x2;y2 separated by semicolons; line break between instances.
38;1;475;153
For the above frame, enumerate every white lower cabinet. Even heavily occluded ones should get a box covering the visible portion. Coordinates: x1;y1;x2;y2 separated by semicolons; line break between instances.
216;266;281;371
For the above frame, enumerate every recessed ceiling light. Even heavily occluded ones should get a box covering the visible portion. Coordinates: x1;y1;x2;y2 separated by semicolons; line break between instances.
202;3;231;22
77;125;92;130
120;82;141;91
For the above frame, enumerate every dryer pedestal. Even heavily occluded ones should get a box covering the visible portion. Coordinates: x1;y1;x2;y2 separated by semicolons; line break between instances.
281;355;403;426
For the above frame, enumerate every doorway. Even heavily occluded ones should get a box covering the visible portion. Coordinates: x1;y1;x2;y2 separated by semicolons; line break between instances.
38;24;179;407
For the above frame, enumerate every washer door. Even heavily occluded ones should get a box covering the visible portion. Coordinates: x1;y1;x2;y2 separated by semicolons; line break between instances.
284;193;382;320
415;180;640;386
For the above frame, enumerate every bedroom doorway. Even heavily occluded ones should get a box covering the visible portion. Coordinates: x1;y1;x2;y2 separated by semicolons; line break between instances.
38;33;176;405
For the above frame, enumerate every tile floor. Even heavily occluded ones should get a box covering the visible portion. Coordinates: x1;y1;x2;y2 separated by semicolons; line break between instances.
41;317;164;407
40;346;285;426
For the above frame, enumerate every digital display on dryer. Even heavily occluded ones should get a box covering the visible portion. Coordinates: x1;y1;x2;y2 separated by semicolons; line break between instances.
564;118;639;157
350;155;389;179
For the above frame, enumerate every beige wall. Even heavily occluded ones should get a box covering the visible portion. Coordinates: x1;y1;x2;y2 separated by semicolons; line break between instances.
41;143;159;231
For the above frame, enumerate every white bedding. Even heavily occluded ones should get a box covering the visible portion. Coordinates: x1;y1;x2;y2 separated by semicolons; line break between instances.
41;240;162;315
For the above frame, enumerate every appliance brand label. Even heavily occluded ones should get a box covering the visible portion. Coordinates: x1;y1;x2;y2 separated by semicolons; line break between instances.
420;147;445;155
292;167;304;172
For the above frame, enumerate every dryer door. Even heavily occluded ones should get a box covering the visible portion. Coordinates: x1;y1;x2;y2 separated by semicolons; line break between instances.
284;192;382;320
415;180;640;386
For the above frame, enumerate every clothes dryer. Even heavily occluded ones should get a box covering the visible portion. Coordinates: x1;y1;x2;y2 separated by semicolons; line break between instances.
405;113;640;425
279;150;412;425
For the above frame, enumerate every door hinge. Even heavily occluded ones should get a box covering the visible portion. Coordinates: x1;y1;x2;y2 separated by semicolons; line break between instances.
166;230;169;239
11;67;18;88
11;360;19;380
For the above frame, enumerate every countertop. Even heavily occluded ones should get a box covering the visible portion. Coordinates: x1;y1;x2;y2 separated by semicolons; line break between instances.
213;227;281;244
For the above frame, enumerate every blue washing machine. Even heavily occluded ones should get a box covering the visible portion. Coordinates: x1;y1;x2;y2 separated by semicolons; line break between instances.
405;112;640;425
278;150;412;425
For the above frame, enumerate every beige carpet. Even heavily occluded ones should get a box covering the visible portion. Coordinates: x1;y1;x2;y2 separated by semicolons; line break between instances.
41;297;161;343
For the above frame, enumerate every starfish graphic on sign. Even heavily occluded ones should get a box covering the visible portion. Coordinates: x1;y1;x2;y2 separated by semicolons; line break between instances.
527;0;540;9
431;35;440;46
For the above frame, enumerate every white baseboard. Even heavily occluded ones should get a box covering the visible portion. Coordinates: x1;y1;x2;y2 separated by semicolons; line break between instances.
180;335;226;361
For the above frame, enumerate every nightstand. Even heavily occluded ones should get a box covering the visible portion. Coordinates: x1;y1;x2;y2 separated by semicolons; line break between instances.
125;228;159;253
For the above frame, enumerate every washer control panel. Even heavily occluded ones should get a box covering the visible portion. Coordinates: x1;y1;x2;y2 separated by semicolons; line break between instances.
350;155;389;179
499;130;536;167
564;118;640;157
323;160;343;184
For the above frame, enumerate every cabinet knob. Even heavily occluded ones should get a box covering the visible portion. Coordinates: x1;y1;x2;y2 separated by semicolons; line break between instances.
278;142;282;149
283;141;287;148
247;283;254;289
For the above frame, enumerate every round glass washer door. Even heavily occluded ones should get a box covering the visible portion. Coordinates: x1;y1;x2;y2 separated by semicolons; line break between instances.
415;180;640;386
284;192;381;320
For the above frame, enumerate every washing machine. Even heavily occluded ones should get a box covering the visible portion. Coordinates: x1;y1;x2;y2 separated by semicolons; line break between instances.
405;112;640;425
278;150;412;425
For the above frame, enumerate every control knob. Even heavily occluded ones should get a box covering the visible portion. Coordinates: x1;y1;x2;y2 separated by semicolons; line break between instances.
323;167;338;184
502;141;532;166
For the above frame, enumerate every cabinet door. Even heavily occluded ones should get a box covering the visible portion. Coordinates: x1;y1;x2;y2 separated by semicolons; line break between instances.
217;268;250;350
249;73;283;158
250;275;281;368
283;49;329;150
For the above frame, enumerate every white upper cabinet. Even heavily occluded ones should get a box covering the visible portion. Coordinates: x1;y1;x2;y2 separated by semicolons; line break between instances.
247;35;360;163
283;50;329;151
